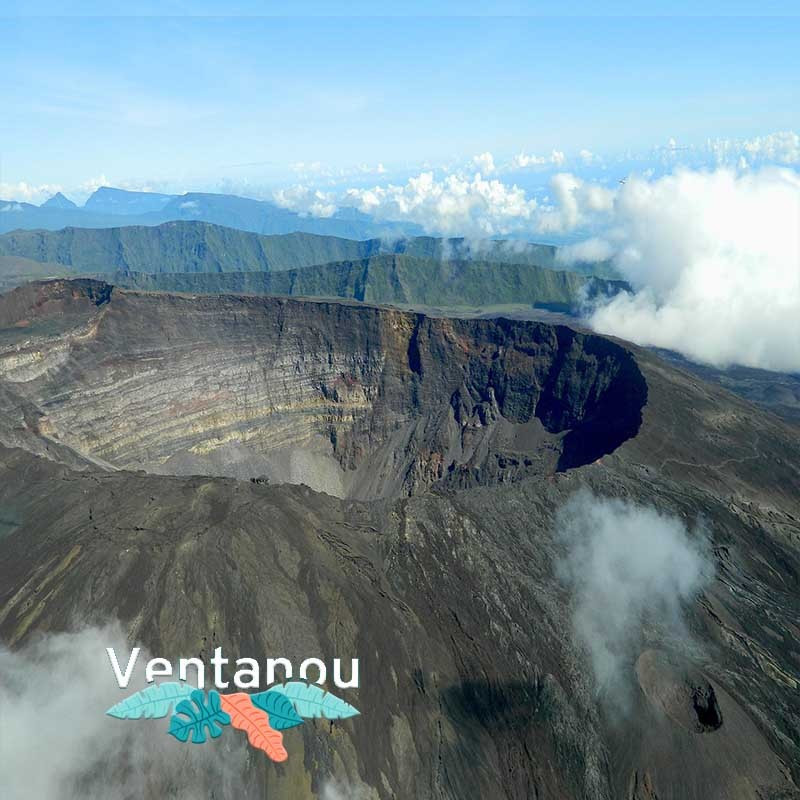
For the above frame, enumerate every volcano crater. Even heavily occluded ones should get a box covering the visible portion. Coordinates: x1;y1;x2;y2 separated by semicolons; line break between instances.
0;280;648;498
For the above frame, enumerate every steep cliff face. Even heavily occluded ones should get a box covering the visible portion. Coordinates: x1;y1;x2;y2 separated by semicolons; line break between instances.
0;277;111;329
0;280;645;498
101;254;627;310
0;222;610;276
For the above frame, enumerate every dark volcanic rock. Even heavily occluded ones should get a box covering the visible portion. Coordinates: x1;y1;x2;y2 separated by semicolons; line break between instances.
0;279;798;799
0;280;646;496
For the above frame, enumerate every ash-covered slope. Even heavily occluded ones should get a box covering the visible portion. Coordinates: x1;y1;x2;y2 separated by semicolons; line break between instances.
0;280;798;800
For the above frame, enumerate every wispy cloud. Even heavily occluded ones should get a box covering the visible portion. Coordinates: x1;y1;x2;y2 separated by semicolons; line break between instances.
643;131;800;170
0;181;63;204
556;490;712;709
0;624;251;800
273;185;338;217
509;149;566;170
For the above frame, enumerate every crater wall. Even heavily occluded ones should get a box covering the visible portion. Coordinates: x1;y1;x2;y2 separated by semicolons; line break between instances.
0;281;647;498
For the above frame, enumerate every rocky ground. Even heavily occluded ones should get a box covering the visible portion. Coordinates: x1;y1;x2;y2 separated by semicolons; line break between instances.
0;279;798;799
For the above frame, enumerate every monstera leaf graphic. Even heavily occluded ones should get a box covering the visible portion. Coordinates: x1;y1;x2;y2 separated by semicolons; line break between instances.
168;689;231;743
106;682;197;719
219;692;288;762
250;689;304;730
269;682;360;720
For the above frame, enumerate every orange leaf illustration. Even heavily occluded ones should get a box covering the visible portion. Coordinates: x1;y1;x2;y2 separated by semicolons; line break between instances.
219;692;288;762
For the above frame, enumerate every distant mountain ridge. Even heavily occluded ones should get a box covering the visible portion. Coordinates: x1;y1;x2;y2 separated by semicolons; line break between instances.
0;222;380;274
84;186;173;215
0;221;615;278
0;185;423;239
107;254;627;312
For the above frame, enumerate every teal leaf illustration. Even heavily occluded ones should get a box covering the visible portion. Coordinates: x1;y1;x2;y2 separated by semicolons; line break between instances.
250;689;304;730
106;682;196;719
168;689;231;743
268;682;359;720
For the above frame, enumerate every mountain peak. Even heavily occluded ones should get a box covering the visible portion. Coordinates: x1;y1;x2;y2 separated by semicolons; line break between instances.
84;186;175;215
41;192;77;210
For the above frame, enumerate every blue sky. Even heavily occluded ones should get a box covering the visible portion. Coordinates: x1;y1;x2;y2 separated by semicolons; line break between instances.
1;7;799;199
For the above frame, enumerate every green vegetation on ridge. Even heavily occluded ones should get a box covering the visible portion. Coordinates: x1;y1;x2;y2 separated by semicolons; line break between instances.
0;223;380;275
107;254;627;311
0;221;617;280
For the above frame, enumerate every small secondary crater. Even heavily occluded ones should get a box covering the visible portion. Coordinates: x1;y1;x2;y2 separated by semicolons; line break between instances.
636;649;724;734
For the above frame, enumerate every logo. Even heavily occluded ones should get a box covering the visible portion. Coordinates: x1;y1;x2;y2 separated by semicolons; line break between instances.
107;682;359;762
105;648;360;762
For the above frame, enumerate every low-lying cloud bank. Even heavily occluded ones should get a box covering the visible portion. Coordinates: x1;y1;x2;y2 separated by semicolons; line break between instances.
277;170;542;237
582;167;800;372
0;625;251;800
273;167;616;238
555;491;712;706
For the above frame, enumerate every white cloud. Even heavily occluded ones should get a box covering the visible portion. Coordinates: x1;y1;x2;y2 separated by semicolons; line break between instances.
556;237;615;264
511;152;548;169
0;181;63;204
509;148;566;170
78;174;111;195
273;185;338;218
536;173;614;233
585;167;800;371
341;171;540;237
709;131;800;167
0;624;250;800
288;160;392;182
742;131;800;163
321;778;374;799
290;161;321;172
472;151;496;175
556;491;712;705
272;167;616;238
579;149;594;164
651;131;800;169
275;171;543;237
